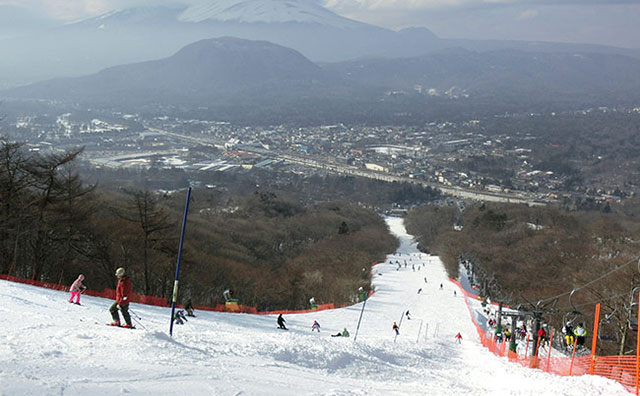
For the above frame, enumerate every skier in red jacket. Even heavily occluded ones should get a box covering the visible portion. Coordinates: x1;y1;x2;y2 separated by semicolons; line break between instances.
109;267;133;328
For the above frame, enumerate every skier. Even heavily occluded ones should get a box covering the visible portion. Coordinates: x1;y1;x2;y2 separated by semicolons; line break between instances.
574;323;587;346
563;323;575;348
455;332;463;343
184;299;195;317
405;310;411;320
417;288;422;294
538;326;547;348
393;322;400;335
504;328;511;342
424;277;427;283
312;320;321;332
453;290;457;297
440;283;443;290
68;274;87;305
277;314;287;330
109;267;133;328
174;309;188;325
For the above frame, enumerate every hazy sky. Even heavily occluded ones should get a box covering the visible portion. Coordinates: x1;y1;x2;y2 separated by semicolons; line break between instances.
2;0;638;48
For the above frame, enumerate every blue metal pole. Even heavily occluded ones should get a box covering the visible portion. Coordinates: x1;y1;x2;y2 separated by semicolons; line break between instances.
169;187;192;337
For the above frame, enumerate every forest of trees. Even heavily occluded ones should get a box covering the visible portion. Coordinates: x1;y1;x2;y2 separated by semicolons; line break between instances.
405;200;640;355
0;139;398;310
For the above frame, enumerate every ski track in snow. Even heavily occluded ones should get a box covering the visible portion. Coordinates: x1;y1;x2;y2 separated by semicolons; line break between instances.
0;216;631;395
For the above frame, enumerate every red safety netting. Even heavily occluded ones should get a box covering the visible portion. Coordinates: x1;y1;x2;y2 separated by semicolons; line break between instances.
450;277;639;394
0;274;374;316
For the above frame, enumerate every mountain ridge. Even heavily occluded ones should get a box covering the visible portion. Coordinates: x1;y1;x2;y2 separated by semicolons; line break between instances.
1;0;638;88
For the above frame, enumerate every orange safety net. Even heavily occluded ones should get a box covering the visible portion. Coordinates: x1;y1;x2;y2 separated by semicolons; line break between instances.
450;278;637;394
1;274;370;316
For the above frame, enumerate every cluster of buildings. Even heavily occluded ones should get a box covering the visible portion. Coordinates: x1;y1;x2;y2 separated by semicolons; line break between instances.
3;108;634;205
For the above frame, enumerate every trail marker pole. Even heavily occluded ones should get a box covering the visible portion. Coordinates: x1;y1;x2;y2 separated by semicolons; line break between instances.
353;293;368;342
169;187;192;337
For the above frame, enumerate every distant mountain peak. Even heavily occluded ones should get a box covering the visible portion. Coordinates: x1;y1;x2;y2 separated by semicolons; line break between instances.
178;0;366;28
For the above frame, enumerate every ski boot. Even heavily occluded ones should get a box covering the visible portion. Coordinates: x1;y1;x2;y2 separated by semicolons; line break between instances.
109;320;121;327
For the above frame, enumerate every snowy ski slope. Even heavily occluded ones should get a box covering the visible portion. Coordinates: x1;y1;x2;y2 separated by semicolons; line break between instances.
0;217;630;395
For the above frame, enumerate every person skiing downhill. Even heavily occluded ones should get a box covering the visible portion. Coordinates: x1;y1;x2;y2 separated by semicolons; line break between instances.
455;332;463;343
109;267;133;328
393;322;400;335
311;320;320;332
277;314;287;330
68;274;87;305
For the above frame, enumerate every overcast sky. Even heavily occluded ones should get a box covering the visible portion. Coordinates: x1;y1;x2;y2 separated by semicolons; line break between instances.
1;0;638;48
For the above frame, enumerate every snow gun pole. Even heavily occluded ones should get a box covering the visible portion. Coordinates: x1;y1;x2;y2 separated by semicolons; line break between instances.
169;187;192;337
353;294;368;342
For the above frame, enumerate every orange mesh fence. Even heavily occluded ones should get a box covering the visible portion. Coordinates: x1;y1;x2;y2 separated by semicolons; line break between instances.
1;274;368;316
449;277;637;394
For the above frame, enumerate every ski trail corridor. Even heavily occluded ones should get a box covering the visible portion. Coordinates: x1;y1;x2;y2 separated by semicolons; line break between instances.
0;216;629;395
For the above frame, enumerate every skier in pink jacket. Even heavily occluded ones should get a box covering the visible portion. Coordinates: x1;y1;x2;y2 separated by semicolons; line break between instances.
68;274;87;305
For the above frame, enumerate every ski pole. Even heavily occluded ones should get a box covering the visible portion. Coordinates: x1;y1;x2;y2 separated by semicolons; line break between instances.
129;308;142;321
131;315;147;330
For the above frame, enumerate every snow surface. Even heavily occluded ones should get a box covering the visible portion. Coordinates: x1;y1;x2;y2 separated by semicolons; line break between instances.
0;217;631;395
178;0;365;28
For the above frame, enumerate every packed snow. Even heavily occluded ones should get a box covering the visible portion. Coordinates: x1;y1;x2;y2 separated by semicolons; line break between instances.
178;0;365;28
0;217;631;395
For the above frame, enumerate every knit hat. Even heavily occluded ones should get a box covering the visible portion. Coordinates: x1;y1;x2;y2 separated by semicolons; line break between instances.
115;267;125;277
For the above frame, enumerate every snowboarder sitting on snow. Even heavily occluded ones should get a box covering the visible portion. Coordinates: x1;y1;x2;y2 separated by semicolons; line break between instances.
109;267;134;328
311;320;320;332
277;313;287;330
331;328;350;337
68;274;87;305
174;309;188;325
393;322;400;335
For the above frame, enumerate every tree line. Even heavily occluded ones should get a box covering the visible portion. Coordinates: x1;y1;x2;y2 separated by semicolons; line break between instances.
0;139;398;310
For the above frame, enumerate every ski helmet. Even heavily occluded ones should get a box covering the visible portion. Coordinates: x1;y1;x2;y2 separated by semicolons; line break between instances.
115;267;125;277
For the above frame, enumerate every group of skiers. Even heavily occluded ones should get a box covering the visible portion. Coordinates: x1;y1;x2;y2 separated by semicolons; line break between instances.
67;267;196;330
65;268;135;328
562;322;587;348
